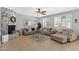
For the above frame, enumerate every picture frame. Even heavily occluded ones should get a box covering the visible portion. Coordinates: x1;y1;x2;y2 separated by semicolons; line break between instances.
75;19;78;23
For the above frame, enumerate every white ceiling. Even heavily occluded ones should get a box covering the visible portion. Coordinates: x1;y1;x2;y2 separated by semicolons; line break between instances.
8;7;79;17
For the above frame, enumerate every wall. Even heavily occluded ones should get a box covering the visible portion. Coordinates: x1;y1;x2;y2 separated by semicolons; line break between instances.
16;13;54;30
0;7;1;43
39;17;54;28
72;10;79;35
6;8;79;36
16;13;39;30
23;16;39;28
52;9;79;35
0;8;1;34
16;13;25;30
40;9;79;35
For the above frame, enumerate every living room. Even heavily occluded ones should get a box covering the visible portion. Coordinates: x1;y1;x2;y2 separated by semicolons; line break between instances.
0;7;79;50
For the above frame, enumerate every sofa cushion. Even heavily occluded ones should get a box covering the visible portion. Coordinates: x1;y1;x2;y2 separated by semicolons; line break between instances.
31;28;35;31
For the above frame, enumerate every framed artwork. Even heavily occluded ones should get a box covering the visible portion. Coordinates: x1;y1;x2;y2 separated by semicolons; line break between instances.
75;19;78;23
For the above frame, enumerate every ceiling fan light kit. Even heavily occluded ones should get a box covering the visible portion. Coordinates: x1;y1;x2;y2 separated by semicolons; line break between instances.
35;8;47;16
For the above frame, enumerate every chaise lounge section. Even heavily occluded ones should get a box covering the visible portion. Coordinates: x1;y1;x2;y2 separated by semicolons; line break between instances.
51;28;77;43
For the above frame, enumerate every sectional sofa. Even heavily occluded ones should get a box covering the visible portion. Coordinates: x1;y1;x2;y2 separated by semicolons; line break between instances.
22;27;77;44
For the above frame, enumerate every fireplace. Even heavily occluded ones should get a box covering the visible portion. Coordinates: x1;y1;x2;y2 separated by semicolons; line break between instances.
8;25;16;34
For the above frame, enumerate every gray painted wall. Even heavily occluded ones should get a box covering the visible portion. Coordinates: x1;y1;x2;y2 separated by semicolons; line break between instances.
16;13;39;30
72;10;79;35
0;8;1;43
0;8;1;35
16;13;25;30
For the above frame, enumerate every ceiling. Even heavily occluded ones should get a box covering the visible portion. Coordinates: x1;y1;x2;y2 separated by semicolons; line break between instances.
8;7;79;17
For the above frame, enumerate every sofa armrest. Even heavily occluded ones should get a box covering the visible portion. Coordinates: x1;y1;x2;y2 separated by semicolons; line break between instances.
68;33;77;42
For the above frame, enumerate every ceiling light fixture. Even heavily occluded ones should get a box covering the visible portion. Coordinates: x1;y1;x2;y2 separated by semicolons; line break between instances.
35;8;47;16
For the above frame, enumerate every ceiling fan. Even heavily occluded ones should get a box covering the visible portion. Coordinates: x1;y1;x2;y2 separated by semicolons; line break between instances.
35;8;47;16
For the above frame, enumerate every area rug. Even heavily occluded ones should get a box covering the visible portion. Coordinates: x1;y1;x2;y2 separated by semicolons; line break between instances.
30;33;50;42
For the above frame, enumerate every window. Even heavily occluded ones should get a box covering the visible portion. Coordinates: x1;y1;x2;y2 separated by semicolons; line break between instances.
42;18;47;27
42;17;53;28
54;14;72;29
28;21;31;25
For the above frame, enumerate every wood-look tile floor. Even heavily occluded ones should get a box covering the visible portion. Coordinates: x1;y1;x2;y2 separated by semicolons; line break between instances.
0;35;79;51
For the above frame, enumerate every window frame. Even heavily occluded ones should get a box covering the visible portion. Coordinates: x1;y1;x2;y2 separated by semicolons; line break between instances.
54;14;72;29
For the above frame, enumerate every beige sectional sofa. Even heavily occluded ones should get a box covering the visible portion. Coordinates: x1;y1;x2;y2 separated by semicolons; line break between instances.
51;28;77;43
22;28;36;36
40;28;53;36
22;27;77;44
51;34;68;43
62;29;77;42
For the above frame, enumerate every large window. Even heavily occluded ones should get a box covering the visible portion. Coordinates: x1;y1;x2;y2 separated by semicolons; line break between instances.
42;17;53;28
54;14;72;29
42;18;47;27
28;21;32;26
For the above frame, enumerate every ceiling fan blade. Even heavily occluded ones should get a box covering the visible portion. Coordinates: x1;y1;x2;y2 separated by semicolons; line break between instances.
35;8;47;15
42;13;46;15
35;11;38;12
42;11;46;14
43;11;46;12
